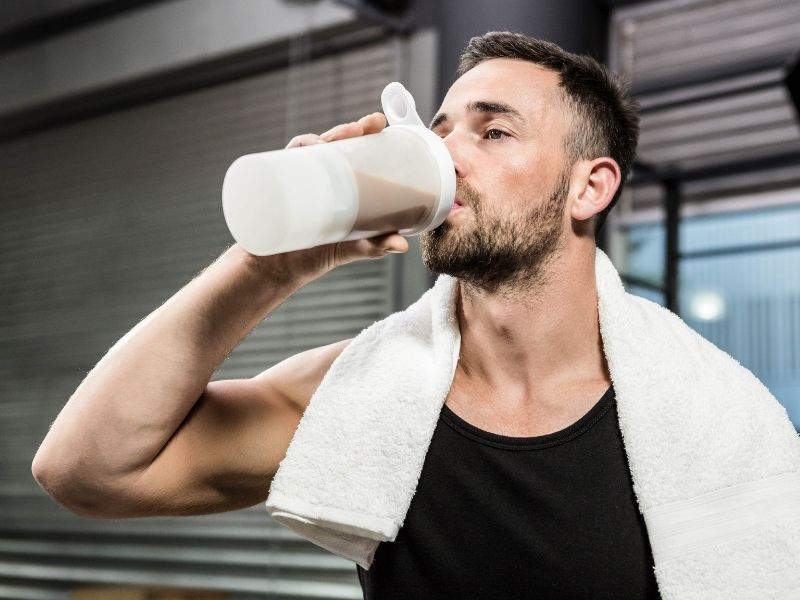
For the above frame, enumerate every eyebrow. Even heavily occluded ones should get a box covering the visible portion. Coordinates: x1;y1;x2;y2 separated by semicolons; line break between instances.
429;100;526;130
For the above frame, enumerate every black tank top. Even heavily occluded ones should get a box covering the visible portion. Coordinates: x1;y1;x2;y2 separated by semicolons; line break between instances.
357;385;662;599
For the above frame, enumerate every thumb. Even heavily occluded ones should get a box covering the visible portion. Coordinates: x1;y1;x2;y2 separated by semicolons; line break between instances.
332;233;409;266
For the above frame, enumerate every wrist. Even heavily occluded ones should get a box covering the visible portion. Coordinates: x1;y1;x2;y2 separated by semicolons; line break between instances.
225;243;329;288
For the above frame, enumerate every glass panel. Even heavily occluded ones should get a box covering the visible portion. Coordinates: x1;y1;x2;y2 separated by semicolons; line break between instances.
679;205;800;430
627;284;666;307
682;203;800;254
623;222;665;288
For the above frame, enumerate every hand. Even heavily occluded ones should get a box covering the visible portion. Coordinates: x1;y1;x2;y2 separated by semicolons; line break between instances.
271;112;410;276
285;112;389;148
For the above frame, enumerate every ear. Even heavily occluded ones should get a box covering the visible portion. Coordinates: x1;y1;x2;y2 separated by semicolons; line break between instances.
570;157;621;223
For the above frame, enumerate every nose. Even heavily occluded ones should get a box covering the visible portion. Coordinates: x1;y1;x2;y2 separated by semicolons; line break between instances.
442;132;467;179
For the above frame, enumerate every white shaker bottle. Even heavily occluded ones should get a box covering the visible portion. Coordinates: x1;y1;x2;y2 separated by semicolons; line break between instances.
222;82;456;256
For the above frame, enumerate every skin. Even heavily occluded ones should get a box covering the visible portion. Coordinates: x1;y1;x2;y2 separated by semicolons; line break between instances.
423;58;622;434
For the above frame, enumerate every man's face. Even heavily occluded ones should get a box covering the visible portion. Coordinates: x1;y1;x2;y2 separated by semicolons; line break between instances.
420;58;575;297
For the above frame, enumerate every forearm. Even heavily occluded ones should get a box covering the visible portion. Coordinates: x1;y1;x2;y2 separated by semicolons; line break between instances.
32;243;322;491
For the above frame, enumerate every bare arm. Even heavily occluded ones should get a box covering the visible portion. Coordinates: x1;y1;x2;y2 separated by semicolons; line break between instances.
94;337;353;518
31;112;405;518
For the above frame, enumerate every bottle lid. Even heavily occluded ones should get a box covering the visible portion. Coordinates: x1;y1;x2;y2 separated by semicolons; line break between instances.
380;82;456;234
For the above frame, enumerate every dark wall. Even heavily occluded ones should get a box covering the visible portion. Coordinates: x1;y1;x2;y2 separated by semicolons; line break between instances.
412;0;609;98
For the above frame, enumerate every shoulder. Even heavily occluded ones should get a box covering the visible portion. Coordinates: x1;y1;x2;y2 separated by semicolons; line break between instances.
253;338;353;413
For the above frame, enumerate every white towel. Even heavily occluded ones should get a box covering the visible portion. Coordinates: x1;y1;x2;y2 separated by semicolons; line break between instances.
266;247;800;599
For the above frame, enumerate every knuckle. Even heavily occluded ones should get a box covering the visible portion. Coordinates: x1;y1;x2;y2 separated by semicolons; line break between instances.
286;133;320;148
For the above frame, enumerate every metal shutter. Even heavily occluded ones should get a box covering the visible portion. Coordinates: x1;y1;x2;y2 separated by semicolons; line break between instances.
0;35;406;600
610;0;800;224
611;0;800;92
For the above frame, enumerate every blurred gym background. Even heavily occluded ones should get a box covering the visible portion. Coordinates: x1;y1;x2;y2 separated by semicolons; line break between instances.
1;0;799;598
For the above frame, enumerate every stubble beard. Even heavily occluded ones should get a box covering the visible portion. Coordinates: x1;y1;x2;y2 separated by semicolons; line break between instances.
420;170;570;300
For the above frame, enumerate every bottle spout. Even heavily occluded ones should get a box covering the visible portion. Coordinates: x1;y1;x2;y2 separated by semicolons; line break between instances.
381;82;426;128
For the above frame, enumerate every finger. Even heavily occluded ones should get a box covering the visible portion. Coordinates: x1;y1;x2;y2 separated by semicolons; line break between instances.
329;233;409;267
377;233;409;254
357;112;387;135
320;121;363;142
353;233;409;259
319;113;387;143
286;133;323;149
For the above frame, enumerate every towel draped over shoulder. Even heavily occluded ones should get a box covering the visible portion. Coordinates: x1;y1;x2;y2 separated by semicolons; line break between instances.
266;248;800;599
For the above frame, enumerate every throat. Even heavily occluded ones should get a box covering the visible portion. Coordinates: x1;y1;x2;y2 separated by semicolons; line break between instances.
444;370;611;437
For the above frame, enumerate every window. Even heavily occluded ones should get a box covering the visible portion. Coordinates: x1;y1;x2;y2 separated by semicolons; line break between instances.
621;202;800;429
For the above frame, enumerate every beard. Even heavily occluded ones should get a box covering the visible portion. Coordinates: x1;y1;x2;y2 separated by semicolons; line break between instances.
420;169;570;299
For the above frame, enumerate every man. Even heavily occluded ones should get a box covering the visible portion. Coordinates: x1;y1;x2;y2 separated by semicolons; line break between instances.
32;32;656;598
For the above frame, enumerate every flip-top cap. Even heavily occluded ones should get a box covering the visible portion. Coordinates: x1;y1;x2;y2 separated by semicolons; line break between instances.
380;82;456;234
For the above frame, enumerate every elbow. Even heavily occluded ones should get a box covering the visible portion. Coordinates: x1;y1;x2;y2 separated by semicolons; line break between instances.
31;448;64;507
31;451;129;519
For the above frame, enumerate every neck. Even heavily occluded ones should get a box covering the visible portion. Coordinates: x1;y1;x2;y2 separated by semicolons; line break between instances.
455;241;609;410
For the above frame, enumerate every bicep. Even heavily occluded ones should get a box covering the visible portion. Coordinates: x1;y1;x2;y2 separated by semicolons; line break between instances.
125;338;352;517
129;378;301;516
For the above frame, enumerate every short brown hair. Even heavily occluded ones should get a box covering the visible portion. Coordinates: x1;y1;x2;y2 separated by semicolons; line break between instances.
457;31;640;235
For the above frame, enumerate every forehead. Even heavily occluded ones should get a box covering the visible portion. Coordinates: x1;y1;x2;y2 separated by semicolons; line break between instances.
439;58;564;124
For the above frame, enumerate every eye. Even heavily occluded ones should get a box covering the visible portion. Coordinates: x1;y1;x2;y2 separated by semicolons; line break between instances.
485;128;509;140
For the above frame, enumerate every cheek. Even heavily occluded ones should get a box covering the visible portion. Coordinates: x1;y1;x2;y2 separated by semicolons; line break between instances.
493;155;553;208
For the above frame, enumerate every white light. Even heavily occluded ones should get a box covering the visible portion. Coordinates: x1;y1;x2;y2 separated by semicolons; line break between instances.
689;290;726;322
